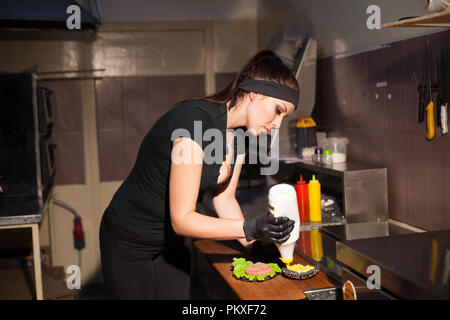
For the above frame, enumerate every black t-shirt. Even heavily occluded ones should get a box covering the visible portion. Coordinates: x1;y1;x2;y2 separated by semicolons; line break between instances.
106;99;245;247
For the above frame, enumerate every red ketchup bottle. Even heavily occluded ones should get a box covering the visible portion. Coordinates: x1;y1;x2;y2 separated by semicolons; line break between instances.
295;174;309;222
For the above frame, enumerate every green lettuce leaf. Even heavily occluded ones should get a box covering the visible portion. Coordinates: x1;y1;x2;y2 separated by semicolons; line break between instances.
232;257;281;281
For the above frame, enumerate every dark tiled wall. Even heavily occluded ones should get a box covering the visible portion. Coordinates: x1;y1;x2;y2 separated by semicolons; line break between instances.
313;29;450;231
38;79;85;185
40;73;231;185
95;74;205;181
216;72;236;92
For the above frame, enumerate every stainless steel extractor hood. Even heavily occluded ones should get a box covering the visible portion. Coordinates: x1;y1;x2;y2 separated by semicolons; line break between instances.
277;37;318;159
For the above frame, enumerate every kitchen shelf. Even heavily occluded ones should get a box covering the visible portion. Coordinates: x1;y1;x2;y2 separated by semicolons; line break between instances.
382;9;450;28
287;160;385;177
300;212;345;231
272;160;389;227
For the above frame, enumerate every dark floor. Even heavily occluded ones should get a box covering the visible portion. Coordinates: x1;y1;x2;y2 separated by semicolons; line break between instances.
74;263;212;300
74;283;109;300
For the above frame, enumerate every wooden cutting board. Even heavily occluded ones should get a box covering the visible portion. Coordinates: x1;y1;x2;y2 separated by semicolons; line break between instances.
194;239;335;300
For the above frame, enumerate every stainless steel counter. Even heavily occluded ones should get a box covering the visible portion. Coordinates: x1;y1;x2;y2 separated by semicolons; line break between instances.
337;229;450;299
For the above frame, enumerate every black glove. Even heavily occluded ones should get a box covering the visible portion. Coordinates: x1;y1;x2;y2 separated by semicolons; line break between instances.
243;212;295;243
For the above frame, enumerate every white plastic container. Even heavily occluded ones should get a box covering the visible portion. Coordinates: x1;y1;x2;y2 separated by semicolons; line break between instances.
323;137;349;163
268;184;300;263
425;0;447;12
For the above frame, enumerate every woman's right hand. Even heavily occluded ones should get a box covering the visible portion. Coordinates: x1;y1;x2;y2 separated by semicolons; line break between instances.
243;213;295;243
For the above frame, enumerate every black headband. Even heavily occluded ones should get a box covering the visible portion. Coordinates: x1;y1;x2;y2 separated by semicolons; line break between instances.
234;79;299;109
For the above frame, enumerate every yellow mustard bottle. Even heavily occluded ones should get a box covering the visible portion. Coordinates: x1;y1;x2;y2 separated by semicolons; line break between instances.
308;175;322;222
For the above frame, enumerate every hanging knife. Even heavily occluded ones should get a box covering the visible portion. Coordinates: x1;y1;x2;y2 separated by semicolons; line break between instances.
425;44;435;140
438;48;448;135
442;46;450;135
418;49;426;124
436;58;442;128
442;104;448;135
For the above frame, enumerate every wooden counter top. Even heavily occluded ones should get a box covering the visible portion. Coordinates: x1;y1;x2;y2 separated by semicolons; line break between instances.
194;239;335;300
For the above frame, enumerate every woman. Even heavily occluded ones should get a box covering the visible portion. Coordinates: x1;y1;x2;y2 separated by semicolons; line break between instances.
99;50;300;299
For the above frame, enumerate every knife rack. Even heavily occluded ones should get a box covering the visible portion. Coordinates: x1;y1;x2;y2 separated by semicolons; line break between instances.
417;83;440;93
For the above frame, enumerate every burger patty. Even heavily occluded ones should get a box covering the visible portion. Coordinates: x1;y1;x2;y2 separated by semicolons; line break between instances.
245;262;273;275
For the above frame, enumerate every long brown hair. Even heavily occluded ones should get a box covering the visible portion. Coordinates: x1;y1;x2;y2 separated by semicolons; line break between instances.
202;50;299;108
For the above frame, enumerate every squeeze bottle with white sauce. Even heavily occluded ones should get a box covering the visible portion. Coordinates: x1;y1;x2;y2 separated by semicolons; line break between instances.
268;184;300;265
